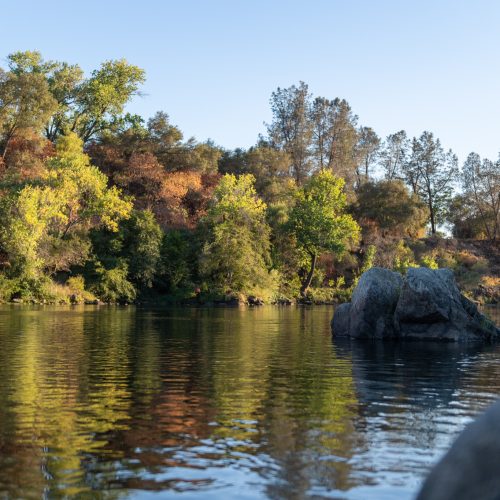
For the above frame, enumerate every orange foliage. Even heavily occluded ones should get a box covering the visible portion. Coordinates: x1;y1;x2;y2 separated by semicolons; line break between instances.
2;131;55;181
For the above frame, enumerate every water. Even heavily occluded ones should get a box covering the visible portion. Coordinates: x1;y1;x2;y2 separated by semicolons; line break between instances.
0;305;498;499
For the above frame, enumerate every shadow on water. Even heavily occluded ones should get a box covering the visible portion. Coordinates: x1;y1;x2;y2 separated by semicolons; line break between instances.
334;338;496;410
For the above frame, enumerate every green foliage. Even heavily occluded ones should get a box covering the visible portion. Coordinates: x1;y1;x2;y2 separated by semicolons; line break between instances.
91;260;136;303
393;240;417;274
354;180;428;237
0;133;132;284
0;275;18;302
89;209;163;295
199;174;275;296
118;210;162;288
160;229;196;292
0;58;498;304
288;170;360;294
420;254;439;269
289;171;360;257
0;57;58;156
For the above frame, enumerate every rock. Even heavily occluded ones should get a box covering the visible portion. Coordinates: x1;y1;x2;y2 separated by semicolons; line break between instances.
247;296;264;306
395;268;497;341
332;267;499;341
333;267;403;339
331;302;351;336
417;398;500;500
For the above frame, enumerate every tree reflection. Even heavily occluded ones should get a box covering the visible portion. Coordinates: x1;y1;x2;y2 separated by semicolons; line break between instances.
0;305;497;498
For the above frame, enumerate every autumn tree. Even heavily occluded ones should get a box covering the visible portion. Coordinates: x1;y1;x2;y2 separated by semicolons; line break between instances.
287;170;359;296
0;133;132;280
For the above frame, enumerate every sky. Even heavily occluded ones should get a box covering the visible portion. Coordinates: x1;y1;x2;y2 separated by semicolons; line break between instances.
2;0;500;163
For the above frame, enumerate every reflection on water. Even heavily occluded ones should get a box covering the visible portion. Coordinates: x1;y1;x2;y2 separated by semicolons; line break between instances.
0;305;498;499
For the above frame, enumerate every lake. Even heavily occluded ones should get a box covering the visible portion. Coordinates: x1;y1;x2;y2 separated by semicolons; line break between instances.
0;305;498;499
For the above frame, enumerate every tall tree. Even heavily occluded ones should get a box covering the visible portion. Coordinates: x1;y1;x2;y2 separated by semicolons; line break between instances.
199;174;273;295
355;126;380;186
0;54;57;159
462;153;500;240
379;130;409;180
266;82;313;184
310;97;359;185
287;170;359;296
405;131;458;234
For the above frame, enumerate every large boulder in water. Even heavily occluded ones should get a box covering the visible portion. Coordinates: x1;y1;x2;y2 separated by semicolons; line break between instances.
332;267;403;339
331;267;499;341
417;398;500;500
395;267;498;341
331;302;351;337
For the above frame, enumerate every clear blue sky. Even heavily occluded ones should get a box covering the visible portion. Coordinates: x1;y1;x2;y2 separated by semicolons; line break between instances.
3;0;500;162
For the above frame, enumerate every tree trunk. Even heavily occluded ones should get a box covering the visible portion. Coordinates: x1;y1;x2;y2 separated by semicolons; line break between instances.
429;198;436;235
300;252;317;297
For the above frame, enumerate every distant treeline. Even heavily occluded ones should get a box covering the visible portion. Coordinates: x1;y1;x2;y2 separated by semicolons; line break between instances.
0;51;498;304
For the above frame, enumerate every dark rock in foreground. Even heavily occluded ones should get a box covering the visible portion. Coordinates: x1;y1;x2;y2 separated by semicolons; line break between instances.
332;267;499;341
417;398;500;500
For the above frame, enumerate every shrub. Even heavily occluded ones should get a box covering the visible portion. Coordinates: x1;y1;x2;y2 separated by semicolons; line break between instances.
91;261;136;303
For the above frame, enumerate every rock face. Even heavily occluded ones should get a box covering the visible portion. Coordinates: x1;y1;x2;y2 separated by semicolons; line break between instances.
347;268;402;339
417;398;500;500
332;267;499;341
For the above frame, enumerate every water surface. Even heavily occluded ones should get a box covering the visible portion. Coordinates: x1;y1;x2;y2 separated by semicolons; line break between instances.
0;305;498;499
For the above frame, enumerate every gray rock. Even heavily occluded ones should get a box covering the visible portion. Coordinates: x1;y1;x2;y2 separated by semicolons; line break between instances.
331;267;499;341
395;267;497;341
345;267;402;339
331;302;351;336
417;398;500;500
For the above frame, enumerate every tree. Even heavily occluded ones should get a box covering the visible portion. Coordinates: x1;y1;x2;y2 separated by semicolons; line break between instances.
199;174;273;295
379;130;409;180
402;132;458;234
89;209;163;290
447;194;493;239
355;126;380;186
265;84;361;187
67;59;145;143
288;170;360;296
354;180;428;237
0;133;132;279
219;145;291;203
461;153;500;240
310;97;359;185
266;82;313;184
0;56;57;159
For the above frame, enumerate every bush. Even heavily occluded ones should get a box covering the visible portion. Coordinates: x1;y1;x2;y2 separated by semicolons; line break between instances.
0;275;17;302
420;254;439;269
392;240;417;274
91;261;136;303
